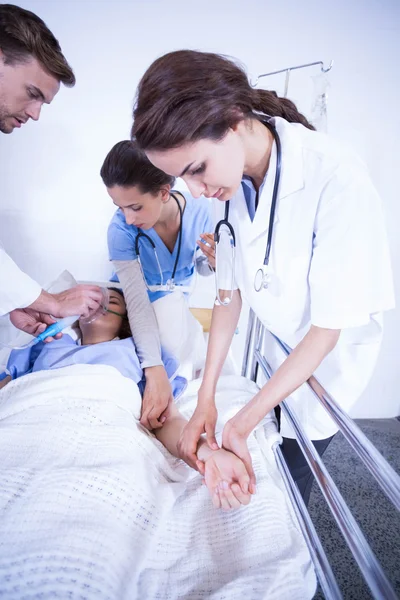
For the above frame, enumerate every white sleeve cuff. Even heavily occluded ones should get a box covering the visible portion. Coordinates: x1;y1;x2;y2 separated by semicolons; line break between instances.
0;249;42;315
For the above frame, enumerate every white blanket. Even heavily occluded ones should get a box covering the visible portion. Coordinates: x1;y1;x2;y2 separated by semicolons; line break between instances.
0;365;316;600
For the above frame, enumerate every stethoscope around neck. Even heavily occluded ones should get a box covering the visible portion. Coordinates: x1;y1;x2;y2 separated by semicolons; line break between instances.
135;192;190;293
214;118;282;306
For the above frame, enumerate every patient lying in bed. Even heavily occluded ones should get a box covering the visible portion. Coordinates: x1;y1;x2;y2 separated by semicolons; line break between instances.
0;291;315;597
1;287;184;397
1;287;251;509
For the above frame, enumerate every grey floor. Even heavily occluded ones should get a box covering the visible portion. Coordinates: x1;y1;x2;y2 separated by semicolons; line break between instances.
310;418;400;599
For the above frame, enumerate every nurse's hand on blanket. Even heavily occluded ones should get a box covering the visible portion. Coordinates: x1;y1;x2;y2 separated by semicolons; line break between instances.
141;365;174;430
197;233;216;269
222;419;257;495
178;401;219;470
196;448;252;510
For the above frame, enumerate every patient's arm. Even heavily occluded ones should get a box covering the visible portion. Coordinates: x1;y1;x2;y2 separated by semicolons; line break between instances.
0;375;11;391
154;403;251;510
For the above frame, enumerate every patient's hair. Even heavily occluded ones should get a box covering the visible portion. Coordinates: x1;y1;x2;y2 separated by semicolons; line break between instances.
100;139;175;195
107;287;132;340
0;4;75;86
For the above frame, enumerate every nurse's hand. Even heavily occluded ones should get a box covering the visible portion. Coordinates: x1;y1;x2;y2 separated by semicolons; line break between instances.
178;401;219;470
9;308;62;342
141;365;173;430
222;418;257;494
197;233;216;270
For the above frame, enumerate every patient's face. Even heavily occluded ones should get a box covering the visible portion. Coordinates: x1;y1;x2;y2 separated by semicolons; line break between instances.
79;289;127;341
107;185;169;230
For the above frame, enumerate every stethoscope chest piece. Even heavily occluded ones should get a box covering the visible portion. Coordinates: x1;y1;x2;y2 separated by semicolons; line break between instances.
214;118;282;303
254;266;272;292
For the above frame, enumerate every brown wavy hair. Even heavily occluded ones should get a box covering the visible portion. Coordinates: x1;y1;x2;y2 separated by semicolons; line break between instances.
0;4;75;86
132;50;313;151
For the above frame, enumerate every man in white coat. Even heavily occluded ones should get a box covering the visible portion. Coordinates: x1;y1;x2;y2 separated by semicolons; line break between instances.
0;4;102;337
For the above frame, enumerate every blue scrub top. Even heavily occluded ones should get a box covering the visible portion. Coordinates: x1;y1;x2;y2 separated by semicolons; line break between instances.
107;191;213;303
6;335;187;400
241;176;268;222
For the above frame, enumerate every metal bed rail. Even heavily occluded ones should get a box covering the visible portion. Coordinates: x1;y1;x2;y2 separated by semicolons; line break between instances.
272;334;400;512
242;309;399;600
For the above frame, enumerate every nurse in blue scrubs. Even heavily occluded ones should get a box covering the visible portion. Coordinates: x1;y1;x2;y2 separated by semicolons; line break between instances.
105;141;214;302
101;140;214;409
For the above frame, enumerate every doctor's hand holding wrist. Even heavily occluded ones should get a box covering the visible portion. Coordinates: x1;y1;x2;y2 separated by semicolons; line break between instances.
178;386;219;468
178;290;243;468
222;325;341;486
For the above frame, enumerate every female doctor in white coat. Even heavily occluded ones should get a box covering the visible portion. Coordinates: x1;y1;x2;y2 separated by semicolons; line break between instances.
131;50;395;504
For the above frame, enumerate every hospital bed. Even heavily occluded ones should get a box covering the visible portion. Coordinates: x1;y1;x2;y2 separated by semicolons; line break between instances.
60;278;400;596
0;273;398;598
241;308;400;600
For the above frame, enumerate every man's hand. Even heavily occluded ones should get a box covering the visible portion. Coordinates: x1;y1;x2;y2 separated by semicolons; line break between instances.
9;308;61;341
140;365;173;430
50;285;104;318
9;285;104;342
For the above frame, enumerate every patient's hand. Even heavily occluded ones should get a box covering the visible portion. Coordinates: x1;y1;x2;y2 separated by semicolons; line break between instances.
197;448;252;510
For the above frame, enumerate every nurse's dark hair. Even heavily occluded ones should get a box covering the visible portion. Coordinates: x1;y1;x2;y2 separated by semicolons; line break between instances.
132;50;314;151
100;140;175;194
0;4;75;86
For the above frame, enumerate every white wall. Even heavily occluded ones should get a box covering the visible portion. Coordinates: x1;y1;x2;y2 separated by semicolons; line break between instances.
1;0;399;417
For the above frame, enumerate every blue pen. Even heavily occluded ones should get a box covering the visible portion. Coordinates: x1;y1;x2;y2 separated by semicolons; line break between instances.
200;237;212;248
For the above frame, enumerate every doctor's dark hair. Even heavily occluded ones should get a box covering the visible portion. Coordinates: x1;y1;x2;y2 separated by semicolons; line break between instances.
100;140;175;195
0;4;75;86
132;50;314;151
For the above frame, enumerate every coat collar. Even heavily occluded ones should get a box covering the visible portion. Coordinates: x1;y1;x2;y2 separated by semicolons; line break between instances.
232;117;305;244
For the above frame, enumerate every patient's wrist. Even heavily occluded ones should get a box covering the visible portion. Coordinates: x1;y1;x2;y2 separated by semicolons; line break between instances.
196;437;215;462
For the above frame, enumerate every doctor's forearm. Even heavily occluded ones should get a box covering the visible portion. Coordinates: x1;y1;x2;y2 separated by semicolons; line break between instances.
201;289;242;393
237;325;340;434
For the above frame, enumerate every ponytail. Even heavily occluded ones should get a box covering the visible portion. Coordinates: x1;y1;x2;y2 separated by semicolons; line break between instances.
133;50;315;151
251;89;314;130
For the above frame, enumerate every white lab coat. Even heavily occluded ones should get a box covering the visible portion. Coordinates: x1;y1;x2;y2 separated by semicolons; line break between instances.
217;117;395;440
0;245;42;316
